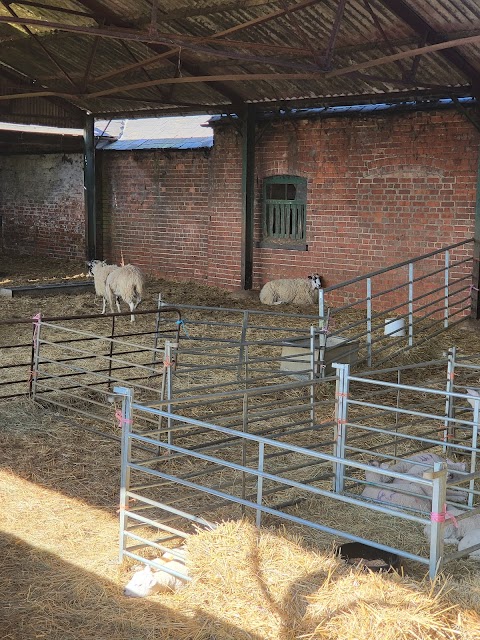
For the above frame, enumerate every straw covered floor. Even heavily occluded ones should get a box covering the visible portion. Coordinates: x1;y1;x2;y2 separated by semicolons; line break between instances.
1;256;480;638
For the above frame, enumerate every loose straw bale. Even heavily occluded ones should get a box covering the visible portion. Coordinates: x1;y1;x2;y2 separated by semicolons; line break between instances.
176;520;480;640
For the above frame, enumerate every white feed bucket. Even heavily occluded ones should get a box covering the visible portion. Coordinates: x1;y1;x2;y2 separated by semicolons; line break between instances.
384;318;405;337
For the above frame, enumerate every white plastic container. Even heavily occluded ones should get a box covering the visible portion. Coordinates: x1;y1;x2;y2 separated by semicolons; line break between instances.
384;318;406;337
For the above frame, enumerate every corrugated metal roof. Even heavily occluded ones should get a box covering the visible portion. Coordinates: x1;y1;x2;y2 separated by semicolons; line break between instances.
97;114;213;149
0;1;478;126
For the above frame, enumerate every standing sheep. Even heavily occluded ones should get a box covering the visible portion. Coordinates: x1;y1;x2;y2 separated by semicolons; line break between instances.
259;273;322;305
87;259;119;315
105;264;145;322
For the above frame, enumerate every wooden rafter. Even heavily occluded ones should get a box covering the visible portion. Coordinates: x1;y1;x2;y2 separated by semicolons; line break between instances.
322;0;347;71
325;34;480;80
362;0;408;77
0;13;318;57
93;0;321;85
72;0;245;107
0;1;79;89
0;58;469;103
379;0;480;92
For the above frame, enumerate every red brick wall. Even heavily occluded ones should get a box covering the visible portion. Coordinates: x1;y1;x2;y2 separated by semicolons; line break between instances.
206;127;244;289
0;108;477;306
101;149;211;283
0;154;85;259
249;109;478;294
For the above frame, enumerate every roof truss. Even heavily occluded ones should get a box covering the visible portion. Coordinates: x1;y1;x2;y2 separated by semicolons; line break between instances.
0;0;477;122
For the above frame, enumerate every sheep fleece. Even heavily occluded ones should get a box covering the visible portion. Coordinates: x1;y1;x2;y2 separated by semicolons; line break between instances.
259;278;318;305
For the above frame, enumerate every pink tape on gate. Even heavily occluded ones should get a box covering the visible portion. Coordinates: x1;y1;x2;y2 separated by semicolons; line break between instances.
115;409;133;426
32;312;41;345
430;505;458;528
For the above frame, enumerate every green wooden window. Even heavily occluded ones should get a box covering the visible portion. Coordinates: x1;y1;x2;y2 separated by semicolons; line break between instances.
263;175;307;242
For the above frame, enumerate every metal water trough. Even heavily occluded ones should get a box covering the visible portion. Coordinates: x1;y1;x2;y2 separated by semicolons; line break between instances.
280;334;359;377
0;280;94;298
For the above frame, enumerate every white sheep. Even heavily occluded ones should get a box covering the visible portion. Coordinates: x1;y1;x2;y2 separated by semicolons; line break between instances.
259;273;322;305
457;528;480;559
423;506;464;545
87;259;119;315
105;264;145;322
361;466;432;511
361;455;468;511
423;507;480;546
371;454;467;503
124;557;188;598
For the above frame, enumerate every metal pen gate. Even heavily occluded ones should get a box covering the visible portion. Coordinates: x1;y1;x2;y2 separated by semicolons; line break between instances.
115;355;480;578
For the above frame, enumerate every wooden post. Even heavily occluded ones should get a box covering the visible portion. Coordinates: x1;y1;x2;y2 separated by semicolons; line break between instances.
241;105;256;290
84;113;97;261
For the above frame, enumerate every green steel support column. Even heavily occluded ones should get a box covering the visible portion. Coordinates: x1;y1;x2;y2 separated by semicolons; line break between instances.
472;144;480;318
84;113;97;261
241;105;256;290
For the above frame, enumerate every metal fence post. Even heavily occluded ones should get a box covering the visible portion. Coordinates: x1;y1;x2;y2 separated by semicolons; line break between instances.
107;313;116;389
366;277;372;367
256;441;265;527
114;385;134;564
318;288;325;328
238;310;249;381
428;461;447;579
468;391;479;508
165;340;175;448
443;347;456;454
333;363;349;494
29;313;42;400
309;326;316;428
408;262;414;347
151;293;164;376
241;392;248;512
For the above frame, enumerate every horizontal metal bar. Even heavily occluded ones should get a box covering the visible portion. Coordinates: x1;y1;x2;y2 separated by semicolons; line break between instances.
0;305;182;325
127;423;435;493
121;551;192;582
323;238;473;292
345;420;476;453
126;457;431;541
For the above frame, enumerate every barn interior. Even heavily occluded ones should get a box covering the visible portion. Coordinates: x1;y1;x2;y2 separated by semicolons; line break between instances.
1;2;480;639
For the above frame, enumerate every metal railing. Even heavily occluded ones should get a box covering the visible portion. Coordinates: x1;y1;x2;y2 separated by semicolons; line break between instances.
26;307;183;439
115;352;480;578
318;238;474;369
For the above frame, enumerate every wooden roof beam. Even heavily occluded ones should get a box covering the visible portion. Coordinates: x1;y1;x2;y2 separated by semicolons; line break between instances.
379;0;480;96
0;1;79;90
73;0;245;108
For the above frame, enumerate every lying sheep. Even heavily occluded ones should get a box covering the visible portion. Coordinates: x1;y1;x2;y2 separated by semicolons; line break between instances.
361;456;467;511
373;453;466;481
362;465;431;511
370;454;467;503
423;506;480;547
124;560;187;597
87;259;119;315
105;264;145;322
259;273;322;305
124;553;188;598
457;529;480;559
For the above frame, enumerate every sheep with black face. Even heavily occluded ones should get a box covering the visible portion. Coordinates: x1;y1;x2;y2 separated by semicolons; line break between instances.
259;273;323;305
